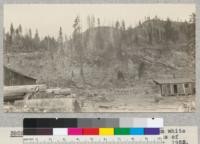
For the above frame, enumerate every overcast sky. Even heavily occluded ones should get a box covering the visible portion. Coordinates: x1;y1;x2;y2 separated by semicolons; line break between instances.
4;4;195;38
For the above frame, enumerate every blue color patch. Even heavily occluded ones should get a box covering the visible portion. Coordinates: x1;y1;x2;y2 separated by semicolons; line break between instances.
144;128;160;135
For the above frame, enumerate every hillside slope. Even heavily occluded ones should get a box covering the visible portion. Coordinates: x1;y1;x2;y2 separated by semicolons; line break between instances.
4;19;195;88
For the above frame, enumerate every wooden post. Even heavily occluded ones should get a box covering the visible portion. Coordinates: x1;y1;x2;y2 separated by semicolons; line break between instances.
170;84;174;96
189;83;192;95
166;84;170;96
160;85;163;96
182;83;186;96
162;84;166;96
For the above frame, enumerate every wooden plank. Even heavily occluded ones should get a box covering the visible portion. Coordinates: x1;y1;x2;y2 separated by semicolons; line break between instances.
182;83;186;96
161;85;165;96
166;84;170;96
170;84;174;96
160;85;162;96
189;83;192;95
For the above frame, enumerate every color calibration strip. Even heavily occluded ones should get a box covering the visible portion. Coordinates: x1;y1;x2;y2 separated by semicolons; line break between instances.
23;118;163;136
24;128;160;135
23;118;163;128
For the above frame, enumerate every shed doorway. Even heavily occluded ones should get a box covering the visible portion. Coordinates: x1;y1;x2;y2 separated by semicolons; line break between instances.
174;84;178;94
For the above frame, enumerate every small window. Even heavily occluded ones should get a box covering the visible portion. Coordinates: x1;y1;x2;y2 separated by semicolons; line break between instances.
185;84;189;88
174;85;178;94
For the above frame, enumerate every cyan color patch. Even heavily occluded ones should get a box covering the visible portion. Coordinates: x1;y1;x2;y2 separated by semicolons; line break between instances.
130;128;144;135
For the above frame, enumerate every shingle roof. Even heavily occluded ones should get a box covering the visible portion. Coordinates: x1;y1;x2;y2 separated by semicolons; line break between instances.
153;78;195;84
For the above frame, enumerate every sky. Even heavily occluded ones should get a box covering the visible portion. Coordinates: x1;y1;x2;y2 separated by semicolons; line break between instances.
4;4;195;38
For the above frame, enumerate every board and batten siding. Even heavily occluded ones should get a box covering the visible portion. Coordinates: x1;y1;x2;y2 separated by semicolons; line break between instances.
154;79;195;96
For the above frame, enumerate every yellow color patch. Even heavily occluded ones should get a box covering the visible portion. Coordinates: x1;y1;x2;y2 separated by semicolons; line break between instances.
99;128;114;135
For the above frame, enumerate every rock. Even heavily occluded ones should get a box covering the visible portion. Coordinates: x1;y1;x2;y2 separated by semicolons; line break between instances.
154;94;163;103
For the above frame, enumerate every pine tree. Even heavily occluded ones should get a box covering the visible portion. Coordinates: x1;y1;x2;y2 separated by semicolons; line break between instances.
121;20;126;31
10;23;14;43
34;29;40;50
18;24;22;36
10;23;14;35
58;27;63;48
73;16;85;85
164;18;172;42
91;15;95;28
97;18;101;27
34;29;40;41
115;21;120;29
139;21;142;27
87;15;95;29
189;13;195;39
87;15;91;28
134;32;139;44
147;23;153;44
95;18;104;52
28;29;32;39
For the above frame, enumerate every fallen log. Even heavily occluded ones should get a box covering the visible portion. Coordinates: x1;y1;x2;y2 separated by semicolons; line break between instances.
46;88;71;95
4;94;26;102
14;98;75;112
4;84;47;96
4;85;47;101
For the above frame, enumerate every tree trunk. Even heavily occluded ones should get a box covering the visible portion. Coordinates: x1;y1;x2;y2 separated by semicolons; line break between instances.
80;64;86;86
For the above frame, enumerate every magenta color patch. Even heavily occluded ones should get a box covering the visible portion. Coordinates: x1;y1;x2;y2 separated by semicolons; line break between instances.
68;128;83;135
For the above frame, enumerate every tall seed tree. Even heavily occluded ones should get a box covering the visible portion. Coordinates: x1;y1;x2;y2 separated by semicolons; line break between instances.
187;13;195;58
164;18;173;42
34;29;40;41
28;29;33;51
18;24;22;36
28;29;32;38
97;18;101;27
73;16;86;85
34;29;40;51
115;21;120;29
10;23;14;44
115;20;128;79
58;27;63;48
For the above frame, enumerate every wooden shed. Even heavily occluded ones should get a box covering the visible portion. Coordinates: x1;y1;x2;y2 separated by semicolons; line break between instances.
4;66;37;86
153;78;195;96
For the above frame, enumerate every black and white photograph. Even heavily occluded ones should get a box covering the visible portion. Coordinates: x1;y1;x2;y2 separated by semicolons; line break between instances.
3;4;195;112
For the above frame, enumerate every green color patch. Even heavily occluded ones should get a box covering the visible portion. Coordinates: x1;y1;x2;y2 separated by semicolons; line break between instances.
114;128;130;135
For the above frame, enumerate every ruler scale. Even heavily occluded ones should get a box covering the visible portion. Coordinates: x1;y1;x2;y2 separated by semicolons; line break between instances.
1;126;197;144
23;137;164;144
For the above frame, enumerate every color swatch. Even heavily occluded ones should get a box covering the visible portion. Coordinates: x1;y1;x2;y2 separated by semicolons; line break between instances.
23;118;163;136
24;118;163;128
68;128;82;135
99;128;114;135
24;128;160;135
114;128;130;135
130;128;144;135
82;128;99;135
